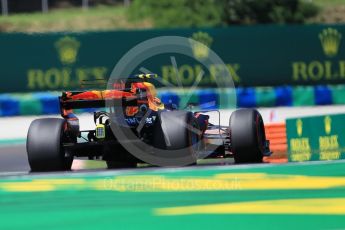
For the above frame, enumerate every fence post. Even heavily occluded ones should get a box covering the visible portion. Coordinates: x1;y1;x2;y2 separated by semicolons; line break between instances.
1;0;8;16
42;0;49;13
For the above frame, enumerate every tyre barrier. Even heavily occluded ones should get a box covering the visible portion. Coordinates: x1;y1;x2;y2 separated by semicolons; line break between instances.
1;85;345;116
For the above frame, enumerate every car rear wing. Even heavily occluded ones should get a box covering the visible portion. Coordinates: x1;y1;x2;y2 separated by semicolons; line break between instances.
60;92;138;109
59;74;158;117
60;96;106;110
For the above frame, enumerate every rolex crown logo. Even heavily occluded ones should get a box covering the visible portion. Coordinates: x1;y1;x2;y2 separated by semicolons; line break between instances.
296;119;303;137
324;116;332;135
190;31;213;60
319;28;342;57
55;36;81;65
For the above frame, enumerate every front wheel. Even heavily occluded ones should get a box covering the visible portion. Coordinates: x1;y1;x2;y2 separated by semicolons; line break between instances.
26;118;73;171
230;109;267;164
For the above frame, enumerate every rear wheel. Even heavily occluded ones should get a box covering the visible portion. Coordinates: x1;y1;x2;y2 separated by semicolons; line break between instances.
153;111;201;166
230;109;266;163
27;118;74;171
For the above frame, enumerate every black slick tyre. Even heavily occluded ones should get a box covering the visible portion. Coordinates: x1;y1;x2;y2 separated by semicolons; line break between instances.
26;118;73;171
230;109;266;164
153;110;200;166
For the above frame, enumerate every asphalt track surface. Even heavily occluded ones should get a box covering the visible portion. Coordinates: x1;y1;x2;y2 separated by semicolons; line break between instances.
0;143;237;174
1;144;345;230
0;144;30;173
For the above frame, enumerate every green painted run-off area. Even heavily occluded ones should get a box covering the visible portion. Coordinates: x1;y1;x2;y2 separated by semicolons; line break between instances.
0;161;345;230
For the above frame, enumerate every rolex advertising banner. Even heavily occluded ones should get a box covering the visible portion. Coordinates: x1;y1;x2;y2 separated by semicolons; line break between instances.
1;25;345;93
286;114;345;162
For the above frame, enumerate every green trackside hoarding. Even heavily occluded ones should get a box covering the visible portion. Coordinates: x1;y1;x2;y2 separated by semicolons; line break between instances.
286;114;345;162
1;24;345;93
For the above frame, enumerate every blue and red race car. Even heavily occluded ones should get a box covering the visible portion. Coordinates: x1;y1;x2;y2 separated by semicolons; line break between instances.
26;74;271;171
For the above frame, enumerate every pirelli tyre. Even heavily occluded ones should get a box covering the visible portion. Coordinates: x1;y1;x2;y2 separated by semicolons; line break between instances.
152;110;201;166
26;118;73;171
230;109;266;164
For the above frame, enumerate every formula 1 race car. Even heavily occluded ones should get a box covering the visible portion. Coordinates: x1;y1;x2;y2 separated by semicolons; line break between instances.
26;74;271;171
